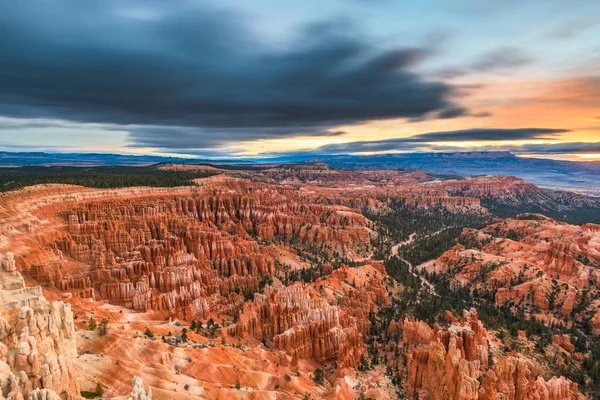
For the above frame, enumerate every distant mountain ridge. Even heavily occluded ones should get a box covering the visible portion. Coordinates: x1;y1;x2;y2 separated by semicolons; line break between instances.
0;151;243;166
2;150;600;193
308;152;600;193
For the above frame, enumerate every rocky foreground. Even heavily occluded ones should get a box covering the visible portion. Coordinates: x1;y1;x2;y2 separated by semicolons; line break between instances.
0;166;598;399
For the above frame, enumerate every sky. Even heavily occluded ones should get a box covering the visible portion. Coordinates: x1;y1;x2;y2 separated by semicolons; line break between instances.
0;0;599;160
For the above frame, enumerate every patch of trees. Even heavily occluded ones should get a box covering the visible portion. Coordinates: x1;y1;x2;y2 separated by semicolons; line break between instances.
366;202;488;259
80;383;104;399
481;197;600;225
0;165;217;192
396;227;464;266
312;368;324;385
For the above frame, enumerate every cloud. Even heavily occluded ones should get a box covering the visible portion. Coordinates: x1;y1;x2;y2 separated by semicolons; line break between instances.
435;46;533;79
0;0;469;150
0;117;120;131
0;142;77;151
264;137;595;158
313;140;424;154
545;18;598;39
518;142;600;154
435;67;469;80
473;47;533;72
309;128;568;154
434;105;491;119
406;128;566;142
126;125;343;150
431;142;600;156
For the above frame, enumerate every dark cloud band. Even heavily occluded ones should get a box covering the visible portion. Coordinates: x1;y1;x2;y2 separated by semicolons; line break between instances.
312;128;569;153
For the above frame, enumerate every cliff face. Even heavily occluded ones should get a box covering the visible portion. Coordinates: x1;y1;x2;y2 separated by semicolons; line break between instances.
404;309;582;400
442;176;535;199
0;253;79;399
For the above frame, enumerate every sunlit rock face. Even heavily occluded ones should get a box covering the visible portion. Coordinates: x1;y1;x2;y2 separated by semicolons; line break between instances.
229;263;388;372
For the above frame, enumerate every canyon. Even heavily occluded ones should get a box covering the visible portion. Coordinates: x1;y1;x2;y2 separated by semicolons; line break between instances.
0;165;598;399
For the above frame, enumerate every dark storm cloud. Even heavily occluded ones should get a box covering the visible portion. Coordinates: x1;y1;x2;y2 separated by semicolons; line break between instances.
407;128;566;142
438;107;469;119
0;0;468;147
312;128;569;153
126;125;342;149
519;142;600;154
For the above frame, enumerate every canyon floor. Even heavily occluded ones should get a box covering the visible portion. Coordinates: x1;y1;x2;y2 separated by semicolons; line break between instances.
0;164;599;399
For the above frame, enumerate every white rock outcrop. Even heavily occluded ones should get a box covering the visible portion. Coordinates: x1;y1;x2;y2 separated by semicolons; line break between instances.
128;376;152;400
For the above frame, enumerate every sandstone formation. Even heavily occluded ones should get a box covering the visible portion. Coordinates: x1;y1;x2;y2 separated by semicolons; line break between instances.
0;178;391;398
403;309;582;400
228;263;388;372
0;254;79;399
5;179;372;321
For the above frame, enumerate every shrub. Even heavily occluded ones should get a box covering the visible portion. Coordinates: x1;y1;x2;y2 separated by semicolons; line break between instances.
98;318;109;336
312;368;324;385
95;383;104;397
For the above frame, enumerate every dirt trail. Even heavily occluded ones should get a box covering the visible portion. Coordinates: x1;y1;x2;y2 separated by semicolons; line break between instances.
391;230;446;295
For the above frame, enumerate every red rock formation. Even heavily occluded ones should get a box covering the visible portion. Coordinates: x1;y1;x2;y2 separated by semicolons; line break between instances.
3;179;376;323
404;309;582;400
0;255;79;399
479;355;581;400
405;309;488;400
228;264;388;372
552;335;575;353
